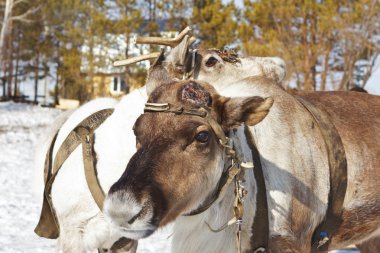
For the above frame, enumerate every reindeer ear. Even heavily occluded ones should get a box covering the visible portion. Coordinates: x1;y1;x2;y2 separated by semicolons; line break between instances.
166;35;192;67
146;50;173;96
217;96;274;130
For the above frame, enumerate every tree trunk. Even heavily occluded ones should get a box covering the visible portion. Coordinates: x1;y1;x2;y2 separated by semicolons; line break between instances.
1;77;6;97
0;0;13;60
54;60;59;106
13;52;19;97
88;35;94;99
125;33;130;93
320;35;332;91
6;28;14;98
13;27;20;97
34;53;40;103
338;55;355;91
310;11;317;91
302;12;312;91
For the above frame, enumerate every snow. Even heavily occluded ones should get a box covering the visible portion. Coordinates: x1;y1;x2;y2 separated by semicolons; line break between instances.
0;102;59;252
0;102;359;252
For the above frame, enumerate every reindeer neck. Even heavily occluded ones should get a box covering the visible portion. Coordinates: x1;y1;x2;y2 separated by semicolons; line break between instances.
212;79;330;250
227;79;330;248
172;126;257;253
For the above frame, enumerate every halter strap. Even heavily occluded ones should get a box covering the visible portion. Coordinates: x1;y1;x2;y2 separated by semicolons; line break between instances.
144;103;226;144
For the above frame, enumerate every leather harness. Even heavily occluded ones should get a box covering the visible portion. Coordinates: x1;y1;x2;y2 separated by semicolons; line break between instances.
34;109;114;238
35;96;347;253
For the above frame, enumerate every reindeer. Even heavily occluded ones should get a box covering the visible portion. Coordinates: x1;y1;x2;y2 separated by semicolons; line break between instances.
34;27;288;252
104;38;380;252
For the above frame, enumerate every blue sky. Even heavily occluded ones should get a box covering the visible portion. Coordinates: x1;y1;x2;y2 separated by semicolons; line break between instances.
224;0;244;8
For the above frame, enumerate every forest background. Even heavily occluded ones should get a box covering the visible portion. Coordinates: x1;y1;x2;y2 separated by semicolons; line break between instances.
0;0;379;104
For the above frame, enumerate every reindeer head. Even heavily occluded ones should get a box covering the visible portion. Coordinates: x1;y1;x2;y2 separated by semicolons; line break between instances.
104;68;273;240
114;27;287;90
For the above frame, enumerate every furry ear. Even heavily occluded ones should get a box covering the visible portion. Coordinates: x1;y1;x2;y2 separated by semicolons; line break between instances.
217;96;274;130
166;35;191;67
146;50;173;96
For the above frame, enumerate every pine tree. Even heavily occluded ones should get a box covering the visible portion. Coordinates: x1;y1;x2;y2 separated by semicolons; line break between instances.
239;0;380;91
42;0;114;102
192;0;238;49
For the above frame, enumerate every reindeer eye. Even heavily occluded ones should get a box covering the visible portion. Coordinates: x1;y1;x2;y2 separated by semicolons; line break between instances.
205;57;218;67
195;131;210;143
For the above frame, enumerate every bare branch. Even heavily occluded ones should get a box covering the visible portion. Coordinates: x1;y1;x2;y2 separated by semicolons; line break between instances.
10;5;40;22
113;52;161;67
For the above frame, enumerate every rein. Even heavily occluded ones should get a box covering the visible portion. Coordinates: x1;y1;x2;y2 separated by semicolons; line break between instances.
144;102;254;253
35;109;136;252
35;109;114;239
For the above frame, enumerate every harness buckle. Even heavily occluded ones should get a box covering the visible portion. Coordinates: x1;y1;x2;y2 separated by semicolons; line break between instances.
316;232;330;249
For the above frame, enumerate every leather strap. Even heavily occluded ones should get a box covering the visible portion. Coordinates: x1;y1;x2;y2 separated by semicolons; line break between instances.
296;97;348;251
244;126;269;252
35;109;114;238
76;126;105;210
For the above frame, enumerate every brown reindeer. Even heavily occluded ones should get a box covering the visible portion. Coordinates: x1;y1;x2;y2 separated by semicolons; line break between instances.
105;52;380;252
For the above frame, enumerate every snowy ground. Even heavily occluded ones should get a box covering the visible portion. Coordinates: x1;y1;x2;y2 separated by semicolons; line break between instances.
0;102;359;253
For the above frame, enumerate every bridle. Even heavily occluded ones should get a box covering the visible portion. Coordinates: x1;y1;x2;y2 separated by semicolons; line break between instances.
144;102;254;253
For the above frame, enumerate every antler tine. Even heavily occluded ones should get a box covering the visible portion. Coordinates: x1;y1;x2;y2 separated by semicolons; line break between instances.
113;52;161;67
134;26;192;48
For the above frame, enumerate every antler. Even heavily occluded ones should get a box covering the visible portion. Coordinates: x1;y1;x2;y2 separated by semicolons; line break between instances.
113;52;161;67
134;26;195;48
113;27;196;67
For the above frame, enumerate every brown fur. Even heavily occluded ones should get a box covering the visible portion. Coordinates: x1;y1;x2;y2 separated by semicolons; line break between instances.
299;91;380;248
356;236;380;253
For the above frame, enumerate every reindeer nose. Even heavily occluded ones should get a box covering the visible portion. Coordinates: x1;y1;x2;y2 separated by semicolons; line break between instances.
104;191;147;227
